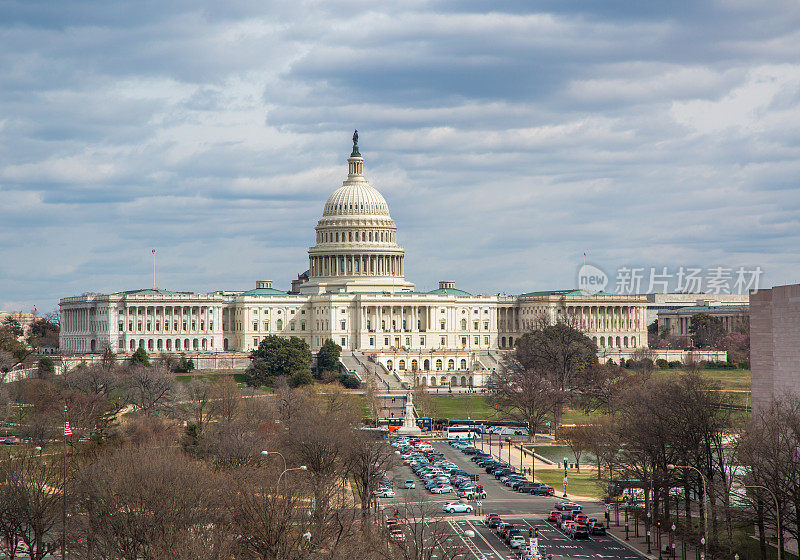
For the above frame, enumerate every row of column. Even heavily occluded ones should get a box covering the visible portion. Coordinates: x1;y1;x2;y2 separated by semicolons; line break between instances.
568;305;642;331
63;308;90;333
310;253;404;278
498;307;519;331
359;305;431;332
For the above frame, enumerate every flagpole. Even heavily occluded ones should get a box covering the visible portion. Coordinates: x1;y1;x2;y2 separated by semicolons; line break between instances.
62;404;67;560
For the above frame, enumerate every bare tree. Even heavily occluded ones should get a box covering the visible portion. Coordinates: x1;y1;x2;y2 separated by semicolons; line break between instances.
0;448;67;560
347;432;396;517
487;356;553;442
208;376;242;423
186;378;212;428
74;445;223;560
124;364;179;416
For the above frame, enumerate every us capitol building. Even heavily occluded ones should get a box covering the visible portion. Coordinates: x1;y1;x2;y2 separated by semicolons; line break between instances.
60;133;648;389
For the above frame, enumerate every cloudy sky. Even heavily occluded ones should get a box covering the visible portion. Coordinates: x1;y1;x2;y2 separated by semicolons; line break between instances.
2;1;799;314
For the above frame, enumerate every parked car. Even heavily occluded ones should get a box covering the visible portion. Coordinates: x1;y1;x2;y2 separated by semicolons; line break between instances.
389;529;405;542
442;502;474;514
590;522;607;535
548;510;562;522
374;489;396;498
403;480;415;489
430;485;453;494
554;501;581;511
571;524;589;539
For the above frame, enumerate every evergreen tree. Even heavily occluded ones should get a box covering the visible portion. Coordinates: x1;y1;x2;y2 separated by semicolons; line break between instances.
130;347;150;367
316;339;342;378
245;335;312;387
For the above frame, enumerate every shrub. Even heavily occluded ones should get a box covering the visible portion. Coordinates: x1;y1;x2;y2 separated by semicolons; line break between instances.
338;374;361;389
656;359;669;369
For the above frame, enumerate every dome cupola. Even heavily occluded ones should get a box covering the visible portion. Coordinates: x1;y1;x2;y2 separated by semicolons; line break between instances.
298;131;414;294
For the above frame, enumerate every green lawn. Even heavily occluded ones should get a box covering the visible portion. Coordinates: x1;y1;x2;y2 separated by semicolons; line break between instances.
534;468;605;498
174;372;249;386
428;395;498;420
654;368;751;391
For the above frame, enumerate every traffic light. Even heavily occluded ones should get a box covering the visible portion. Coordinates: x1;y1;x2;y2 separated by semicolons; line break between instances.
534;527;539;538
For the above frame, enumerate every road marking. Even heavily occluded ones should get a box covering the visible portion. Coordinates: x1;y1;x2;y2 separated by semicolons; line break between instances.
465;520;507;559
448;520;486;560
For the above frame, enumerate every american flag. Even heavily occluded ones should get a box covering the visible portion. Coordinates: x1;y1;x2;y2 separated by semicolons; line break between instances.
64;421;73;437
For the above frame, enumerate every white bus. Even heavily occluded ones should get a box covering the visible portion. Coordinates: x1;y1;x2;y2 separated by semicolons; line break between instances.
442;425;479;440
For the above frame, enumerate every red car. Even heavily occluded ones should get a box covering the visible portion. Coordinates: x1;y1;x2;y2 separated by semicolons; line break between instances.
548;510;562;522
575;514;588;525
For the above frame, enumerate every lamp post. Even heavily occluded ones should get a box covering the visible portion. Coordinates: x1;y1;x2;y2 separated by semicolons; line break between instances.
745;484;781;560
671;523;676;560
261;450;287;473
625;505;629;540
668;464;709;560
647;511;652;554
277;466;308;494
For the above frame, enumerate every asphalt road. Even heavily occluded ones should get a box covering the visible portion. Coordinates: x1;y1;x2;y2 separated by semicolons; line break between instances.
379;441;644;560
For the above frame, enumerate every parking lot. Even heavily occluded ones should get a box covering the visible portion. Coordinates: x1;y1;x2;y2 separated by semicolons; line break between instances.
377;439;645;560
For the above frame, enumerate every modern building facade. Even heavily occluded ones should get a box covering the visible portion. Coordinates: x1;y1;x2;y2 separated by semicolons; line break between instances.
644;293;749;326
59;134;648;387
750;283;800;413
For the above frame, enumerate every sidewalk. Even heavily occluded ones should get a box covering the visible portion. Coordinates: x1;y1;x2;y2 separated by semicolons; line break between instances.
603;507;703;560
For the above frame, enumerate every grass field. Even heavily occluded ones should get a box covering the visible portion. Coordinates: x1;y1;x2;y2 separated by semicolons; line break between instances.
174;372;250;387
534;468;605;498
654;368;750;391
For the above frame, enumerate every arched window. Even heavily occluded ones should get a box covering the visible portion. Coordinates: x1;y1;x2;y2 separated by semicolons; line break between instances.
461;376;466;387
631;336;636;347
276;319;283;331
184;338;190;349
430;377;436;386
441;376;448;385
501;336;506;348
600;336;605;347
623;336;628;348
386;360;393;371
421;377;427;386
411;359;418;371
193;339;199;350
202;339;207;350
508;336;514;346
460;359;467;370
130;340;135;350
398;359;406;370
435;359;442;371
148;340;154;350
468;376;473;387
447;359;454;370
460;318;467;330
423;359;430;370
157;339;163;350
166;339;172;351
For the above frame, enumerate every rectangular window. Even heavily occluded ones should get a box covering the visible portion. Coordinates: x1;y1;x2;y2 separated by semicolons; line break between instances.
264;321;269;331
290;322;295;331
209;321;213;330
473;321;478;330
405;337;411;346
301;322;306;331
384;337;389;346
119;322;124;332
291;309;296;314
253;338;258;346
420;336;425;345
381;320;386;330
484;321;489;330
440;320;445;329
341;337;346;346
129;322;133;331
440;336;446;345
341;321;346;330
200;321;204;330
192;321;196;330
146;322;151;332
253;321;258;331
474;336;479;344
366;320;371;330
369;337;374;346
174;321;179;331
155;322;160;331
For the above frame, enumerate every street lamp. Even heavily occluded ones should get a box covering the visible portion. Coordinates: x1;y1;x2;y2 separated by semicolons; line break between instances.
277;465;307;494
668;464;709;559
261;450;287;472
745;485;781;560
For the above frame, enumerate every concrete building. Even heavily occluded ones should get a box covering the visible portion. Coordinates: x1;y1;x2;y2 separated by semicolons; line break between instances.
750;283;800;413
59;134;648;388
644;293;749;326
657;301;748;338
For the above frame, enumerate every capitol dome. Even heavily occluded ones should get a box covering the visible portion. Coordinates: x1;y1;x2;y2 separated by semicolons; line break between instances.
297;131;415;294
323;182;390;217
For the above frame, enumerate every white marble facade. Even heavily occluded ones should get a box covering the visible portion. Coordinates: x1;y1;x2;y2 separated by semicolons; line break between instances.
59;135;648;385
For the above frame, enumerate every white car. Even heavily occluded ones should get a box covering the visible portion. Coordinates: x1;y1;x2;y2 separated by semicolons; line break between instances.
374;489;396;498
404;480;416;489
442;502;474;513
430;485;453;494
